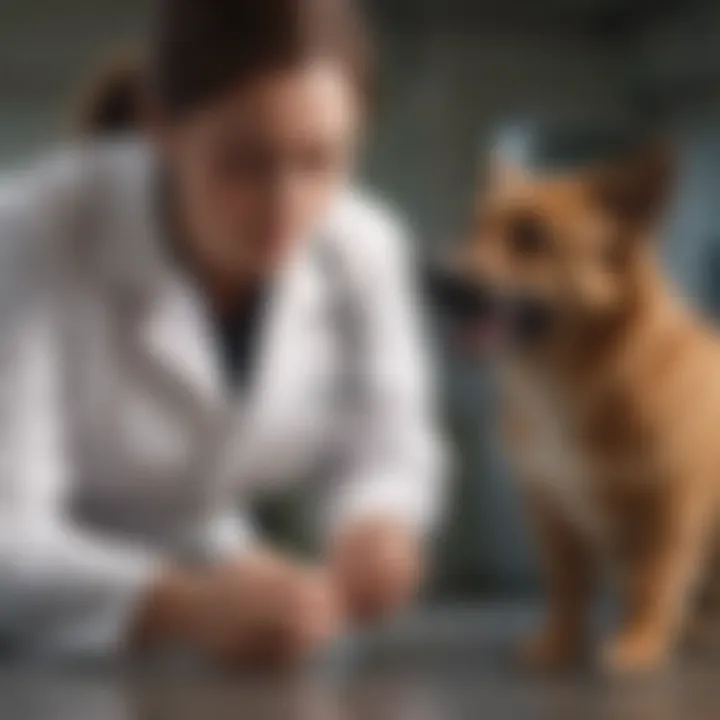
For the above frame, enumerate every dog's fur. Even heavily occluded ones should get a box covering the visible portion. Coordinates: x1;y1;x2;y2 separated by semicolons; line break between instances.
463;145;720;673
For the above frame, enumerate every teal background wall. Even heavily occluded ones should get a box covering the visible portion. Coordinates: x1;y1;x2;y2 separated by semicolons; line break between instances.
1;0;719;596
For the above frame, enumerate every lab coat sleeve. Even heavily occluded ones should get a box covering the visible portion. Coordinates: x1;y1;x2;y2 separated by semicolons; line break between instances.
0;178;161;660
326;209;448;539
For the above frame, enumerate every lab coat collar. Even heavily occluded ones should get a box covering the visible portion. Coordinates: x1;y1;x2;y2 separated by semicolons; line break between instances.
94;142;224;410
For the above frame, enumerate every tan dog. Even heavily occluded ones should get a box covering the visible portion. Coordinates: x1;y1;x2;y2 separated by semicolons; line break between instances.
450;143;720;674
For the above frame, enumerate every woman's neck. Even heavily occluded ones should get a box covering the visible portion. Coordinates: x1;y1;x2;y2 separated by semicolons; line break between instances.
196;261;260;317
161;175;260;316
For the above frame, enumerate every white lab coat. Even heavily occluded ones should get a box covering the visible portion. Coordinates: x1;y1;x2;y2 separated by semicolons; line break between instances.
0;140;445;659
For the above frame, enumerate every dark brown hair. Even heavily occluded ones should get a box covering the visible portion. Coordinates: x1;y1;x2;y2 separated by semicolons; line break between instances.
77;0;372;135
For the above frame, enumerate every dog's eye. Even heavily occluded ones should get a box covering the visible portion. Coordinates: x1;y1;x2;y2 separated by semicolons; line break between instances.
603;239;631;270
508;214;550;257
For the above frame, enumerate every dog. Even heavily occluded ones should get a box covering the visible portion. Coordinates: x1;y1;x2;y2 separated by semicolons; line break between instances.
428;141;720;674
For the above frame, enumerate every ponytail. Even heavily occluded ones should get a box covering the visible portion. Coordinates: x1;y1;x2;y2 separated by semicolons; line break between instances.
74;50;148;137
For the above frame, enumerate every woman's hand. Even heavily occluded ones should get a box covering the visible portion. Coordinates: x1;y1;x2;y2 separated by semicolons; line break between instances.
197;552;342;669
132;552;341;670
330;519;424;624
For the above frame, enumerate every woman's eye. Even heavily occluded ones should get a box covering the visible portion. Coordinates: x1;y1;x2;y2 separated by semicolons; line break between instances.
508;214;550;257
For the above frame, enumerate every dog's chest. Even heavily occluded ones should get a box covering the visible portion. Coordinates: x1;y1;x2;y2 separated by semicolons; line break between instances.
505;373;603;539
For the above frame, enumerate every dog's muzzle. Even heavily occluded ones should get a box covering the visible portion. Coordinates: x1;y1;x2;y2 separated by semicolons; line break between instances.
422;261;497;322
423;261;555;351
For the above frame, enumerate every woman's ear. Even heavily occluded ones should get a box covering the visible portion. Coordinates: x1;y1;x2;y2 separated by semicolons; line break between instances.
589;139;676;229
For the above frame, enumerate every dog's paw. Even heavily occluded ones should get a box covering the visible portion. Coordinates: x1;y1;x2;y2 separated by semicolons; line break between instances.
601;630;669;675
517;629;582;673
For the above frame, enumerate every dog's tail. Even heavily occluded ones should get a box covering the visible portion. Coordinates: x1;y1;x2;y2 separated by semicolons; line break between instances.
72;49;148;137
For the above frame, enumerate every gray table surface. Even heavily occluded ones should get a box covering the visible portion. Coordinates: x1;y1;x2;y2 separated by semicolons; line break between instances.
2;604;720;720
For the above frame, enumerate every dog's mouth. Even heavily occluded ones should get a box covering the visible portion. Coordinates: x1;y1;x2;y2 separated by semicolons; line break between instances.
423;262;554;355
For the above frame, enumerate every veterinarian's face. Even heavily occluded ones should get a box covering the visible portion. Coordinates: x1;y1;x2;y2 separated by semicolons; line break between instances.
447;147;671;355
158;61;361;281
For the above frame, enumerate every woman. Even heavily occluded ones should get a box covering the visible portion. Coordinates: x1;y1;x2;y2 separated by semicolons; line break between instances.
0;0;445;666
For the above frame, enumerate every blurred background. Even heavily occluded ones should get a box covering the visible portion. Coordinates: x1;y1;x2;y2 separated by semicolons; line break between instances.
1;0;719;599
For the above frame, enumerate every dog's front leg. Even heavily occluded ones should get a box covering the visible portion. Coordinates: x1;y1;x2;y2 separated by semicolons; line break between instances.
520;485;595;672
603;486;710;674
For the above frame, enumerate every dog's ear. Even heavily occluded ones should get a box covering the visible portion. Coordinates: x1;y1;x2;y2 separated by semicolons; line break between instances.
589;140;675;229
487;152;530;196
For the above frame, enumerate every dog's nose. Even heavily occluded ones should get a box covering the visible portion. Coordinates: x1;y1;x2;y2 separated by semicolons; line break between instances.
422;260;496;321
